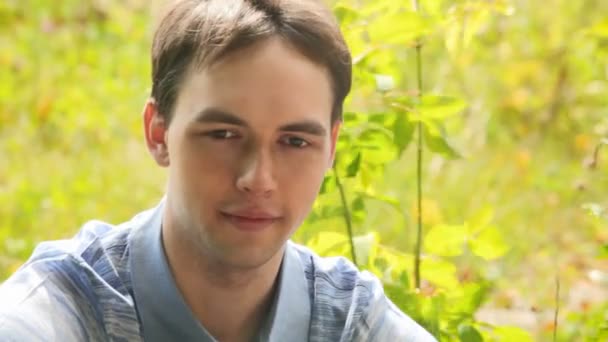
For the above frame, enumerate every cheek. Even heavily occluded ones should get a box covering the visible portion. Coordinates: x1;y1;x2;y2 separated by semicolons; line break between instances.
172;139;239;191
277;153;328;201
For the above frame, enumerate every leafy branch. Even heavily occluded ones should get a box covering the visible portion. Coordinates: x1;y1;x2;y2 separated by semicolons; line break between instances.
333;162;358;266
413;0;424;290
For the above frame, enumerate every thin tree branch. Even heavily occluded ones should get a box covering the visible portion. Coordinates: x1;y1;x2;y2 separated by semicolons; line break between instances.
553;274;560;342
333;163;358;266
413;0;424;290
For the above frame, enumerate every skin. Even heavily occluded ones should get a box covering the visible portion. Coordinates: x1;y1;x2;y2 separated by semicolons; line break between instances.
143;37;341;341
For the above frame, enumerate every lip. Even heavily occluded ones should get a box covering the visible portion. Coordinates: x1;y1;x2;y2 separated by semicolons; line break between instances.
220;210;281;232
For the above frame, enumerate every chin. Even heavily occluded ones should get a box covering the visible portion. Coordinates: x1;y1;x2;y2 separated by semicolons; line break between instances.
215;244;283;270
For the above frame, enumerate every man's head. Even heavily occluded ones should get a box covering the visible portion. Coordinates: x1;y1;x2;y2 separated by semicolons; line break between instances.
143;0;352;269
150;0;351;126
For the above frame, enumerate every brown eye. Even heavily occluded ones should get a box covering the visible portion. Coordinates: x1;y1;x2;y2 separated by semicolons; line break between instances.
206;130;237;139
283;136;309;148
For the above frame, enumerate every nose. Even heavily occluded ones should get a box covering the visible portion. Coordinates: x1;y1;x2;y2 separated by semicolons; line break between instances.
236;149;277;197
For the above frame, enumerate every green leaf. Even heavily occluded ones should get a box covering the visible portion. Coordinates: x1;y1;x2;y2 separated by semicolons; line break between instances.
393;113;415;156
492;326;534;342
424;224;467;257
352;46;379;66
342;111;366;126
377;246;414;283
585;18;608;38
359;1;403;16
423;124;461;159
307;231;349;256
414;95;467;120
422;295;444;338
599;244;608;259
352;196;365;211
421;258;459;289
351;196;366;224
319;175;334;194
458;324;483;342
359;164;373;190
387;93;416;111
359;191;402;213
357;121;394;140
423;0;447;16
368;112;391;125
333;3;360;26
356;128;397;165
468;206;495;234
367;11;435;45
398;270;411;289
448;283;489;315
384;284;421;318
346;151;362;177
469;226;509;260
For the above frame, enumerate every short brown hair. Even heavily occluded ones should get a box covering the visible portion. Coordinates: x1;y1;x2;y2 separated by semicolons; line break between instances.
150;0;352;125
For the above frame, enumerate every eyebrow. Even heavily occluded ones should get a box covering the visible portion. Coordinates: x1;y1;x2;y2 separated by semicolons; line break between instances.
193;107;327;137
279;121;327;137
194;108;248;126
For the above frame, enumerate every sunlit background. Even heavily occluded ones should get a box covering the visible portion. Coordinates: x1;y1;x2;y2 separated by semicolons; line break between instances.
1;0;607;340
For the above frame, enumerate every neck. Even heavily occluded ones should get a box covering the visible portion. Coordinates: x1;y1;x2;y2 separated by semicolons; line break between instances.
161;214;284;342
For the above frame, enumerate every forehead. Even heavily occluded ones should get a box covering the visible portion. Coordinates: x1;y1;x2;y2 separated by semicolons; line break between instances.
173;38;334;127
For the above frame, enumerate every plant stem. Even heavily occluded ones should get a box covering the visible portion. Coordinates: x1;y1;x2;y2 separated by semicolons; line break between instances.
592;139;607;167
333;163;358;266
553;274;560;342
413;0;424;290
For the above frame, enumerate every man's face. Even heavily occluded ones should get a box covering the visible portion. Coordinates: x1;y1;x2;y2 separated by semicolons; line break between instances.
146;38;340;269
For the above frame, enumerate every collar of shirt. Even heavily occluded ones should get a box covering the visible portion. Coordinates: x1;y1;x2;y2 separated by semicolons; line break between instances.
129;200;311;342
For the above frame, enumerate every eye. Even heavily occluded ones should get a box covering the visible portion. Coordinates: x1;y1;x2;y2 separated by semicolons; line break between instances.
282;136;310;148
205;130;238;139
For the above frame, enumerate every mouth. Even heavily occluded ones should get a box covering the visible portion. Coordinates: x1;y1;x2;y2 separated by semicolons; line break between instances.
219;210;282;232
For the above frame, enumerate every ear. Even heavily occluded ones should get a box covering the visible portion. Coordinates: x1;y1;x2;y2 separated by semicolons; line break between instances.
327;120;341;169
143;98;170;167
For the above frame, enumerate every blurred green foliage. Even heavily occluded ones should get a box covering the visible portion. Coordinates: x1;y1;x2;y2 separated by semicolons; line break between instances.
1;0;607;341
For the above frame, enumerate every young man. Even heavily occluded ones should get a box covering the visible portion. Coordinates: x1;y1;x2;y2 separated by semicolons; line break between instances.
0;1;436;341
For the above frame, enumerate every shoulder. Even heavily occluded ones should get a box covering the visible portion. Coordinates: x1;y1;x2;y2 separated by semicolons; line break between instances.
13;218;130;273
290;242;437;341
0;218;137;340
360;290;438;341
0;234;106;340
290;241;362;288
6;218;133;295
290;241;383;305
0;259;104;340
